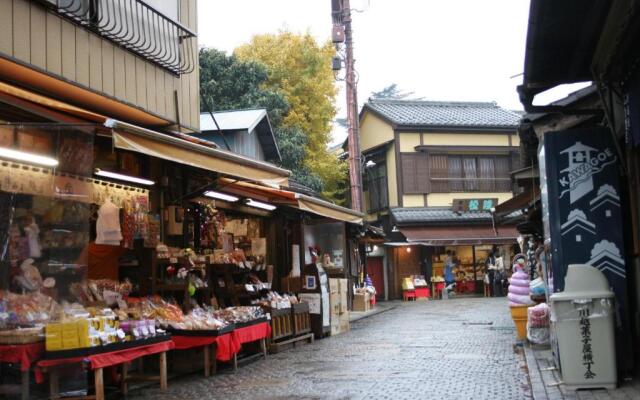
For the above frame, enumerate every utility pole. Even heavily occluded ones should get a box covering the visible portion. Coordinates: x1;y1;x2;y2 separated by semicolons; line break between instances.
332;0;363;212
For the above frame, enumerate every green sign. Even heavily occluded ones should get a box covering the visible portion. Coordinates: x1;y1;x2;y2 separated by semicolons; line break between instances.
452;198;498;213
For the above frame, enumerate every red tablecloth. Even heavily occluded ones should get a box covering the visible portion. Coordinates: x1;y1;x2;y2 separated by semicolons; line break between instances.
0;343;45;371
34;340;174;383
414;287;430;298
214;333;240;362
232;322;271;346
171;335;217;350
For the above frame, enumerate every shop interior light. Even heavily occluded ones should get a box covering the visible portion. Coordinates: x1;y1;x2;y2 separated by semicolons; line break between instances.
245;198;276;211
0;147;58;167
406;247;412;253
94;169;155;186
204;190;239;202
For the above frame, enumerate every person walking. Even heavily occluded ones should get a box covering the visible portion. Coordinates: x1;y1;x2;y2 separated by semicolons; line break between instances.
494;251;506;297
485;249;497;297
444;250;456;298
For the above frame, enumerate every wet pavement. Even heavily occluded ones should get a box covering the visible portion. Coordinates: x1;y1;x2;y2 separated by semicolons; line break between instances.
129;297;530;400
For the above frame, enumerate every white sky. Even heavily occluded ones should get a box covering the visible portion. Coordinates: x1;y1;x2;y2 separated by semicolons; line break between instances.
197;0;583;145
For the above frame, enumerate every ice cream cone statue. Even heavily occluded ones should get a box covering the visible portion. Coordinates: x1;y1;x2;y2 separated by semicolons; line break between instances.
508;254;534;340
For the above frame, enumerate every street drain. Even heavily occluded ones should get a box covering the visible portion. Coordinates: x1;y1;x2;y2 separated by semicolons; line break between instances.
463;321;494;325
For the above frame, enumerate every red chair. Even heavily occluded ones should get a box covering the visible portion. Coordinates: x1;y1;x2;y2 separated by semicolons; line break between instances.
403;290;416;301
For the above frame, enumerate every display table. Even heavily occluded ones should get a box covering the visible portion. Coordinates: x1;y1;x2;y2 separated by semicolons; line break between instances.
432;282;445;299
170;329;239;376
414;286;430;299
231;321;271;371
0;342;45;400
36;338;174;400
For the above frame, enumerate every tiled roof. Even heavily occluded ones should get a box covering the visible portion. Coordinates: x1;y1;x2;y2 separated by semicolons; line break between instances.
365;99;521;128
391;207;493;224
391;207;522;225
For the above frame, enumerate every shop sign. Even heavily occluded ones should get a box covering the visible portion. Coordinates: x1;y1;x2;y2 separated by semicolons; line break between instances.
540;127;630;369
452;198;498;213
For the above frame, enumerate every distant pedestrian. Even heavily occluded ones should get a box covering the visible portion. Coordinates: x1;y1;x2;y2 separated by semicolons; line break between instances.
444;250;456;296
485;249;497;297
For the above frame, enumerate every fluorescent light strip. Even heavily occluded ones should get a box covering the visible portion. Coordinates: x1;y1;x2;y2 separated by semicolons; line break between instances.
94;169;155;186
204;190;239;202
0;147;58;167
245;198;276;211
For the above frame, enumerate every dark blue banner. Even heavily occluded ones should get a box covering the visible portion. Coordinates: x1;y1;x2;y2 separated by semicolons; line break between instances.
540;127;631;373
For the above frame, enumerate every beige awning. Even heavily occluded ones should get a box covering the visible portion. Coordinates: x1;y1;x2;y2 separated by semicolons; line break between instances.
295;194;363;225
106;119;290;187
214;178;363;224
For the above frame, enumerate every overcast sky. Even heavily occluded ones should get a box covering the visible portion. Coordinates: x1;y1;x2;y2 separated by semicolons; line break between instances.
197;0;583;145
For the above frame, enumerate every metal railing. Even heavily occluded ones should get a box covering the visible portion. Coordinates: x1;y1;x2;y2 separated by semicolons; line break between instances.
41;0;196;75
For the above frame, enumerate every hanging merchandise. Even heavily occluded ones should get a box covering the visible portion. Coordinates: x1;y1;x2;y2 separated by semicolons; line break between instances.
95;199;122;246
144;215;161;248
23;217;42;259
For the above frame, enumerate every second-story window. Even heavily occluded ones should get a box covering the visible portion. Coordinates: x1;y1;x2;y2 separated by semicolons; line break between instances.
431;154;512;193
401;153;515;194
364;160;388;213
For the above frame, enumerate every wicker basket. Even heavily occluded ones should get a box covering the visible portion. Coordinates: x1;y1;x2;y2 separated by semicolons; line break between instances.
0;327;44;344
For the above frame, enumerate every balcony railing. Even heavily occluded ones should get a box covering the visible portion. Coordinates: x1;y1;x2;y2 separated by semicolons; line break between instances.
41;0;196;75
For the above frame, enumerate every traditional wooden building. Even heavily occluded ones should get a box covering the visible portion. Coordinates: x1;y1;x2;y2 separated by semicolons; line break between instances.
358;99;521;299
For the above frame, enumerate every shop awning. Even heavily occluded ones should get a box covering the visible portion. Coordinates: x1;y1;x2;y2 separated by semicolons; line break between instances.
215;178;364;225
0;57;168;127
493;189;540;218
400;225;519;246
295;194;363;225
106;119;290;187
0;80;107;123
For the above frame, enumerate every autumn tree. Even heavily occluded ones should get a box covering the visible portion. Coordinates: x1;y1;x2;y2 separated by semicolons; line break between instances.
199;48;325;192
235;32;347;202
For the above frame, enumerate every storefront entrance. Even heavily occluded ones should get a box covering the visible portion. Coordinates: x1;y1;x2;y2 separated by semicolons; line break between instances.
366;256;384;300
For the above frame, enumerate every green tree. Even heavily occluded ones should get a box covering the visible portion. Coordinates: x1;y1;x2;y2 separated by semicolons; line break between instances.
199;48;324;192
199;48;289;128
275;127;324;192
235;32;348;201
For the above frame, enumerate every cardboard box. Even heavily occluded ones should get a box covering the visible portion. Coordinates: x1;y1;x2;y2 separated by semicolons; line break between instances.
352;293;370;312
329;278;340;294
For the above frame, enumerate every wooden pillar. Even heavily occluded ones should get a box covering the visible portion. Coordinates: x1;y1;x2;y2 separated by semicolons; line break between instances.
204;346;210;377
48;367;59;400
94;368;104;400
159;352;167;390
21;370;29;400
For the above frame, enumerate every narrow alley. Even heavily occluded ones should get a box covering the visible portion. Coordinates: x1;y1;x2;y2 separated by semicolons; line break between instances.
129;298;530;400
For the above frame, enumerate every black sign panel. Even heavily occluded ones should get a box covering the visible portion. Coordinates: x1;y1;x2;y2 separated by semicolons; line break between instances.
540;127;631;370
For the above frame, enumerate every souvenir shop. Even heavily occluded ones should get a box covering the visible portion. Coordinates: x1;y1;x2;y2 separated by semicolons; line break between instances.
0;121;363;399
429;244;517;297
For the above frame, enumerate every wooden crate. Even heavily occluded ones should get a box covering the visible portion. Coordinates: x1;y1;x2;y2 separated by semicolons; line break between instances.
292;303;311;336
270;308;293;341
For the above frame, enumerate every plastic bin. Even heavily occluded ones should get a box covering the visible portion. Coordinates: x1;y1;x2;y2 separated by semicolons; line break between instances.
549;264;616;390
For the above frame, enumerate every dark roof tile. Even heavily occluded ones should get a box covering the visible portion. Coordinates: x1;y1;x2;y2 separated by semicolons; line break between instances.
365;99;521;128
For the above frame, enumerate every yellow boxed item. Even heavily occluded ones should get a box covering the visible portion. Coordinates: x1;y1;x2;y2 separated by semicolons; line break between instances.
401;277;414;290
62;336;80;350
352;293;370;312
77;319;91;348
45;323;63;351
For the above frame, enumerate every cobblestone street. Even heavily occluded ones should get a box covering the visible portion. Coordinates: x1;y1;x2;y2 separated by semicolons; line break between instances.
129;297;531;400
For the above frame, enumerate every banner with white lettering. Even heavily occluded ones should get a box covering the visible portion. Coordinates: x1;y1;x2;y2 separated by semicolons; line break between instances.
540;127;631;371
